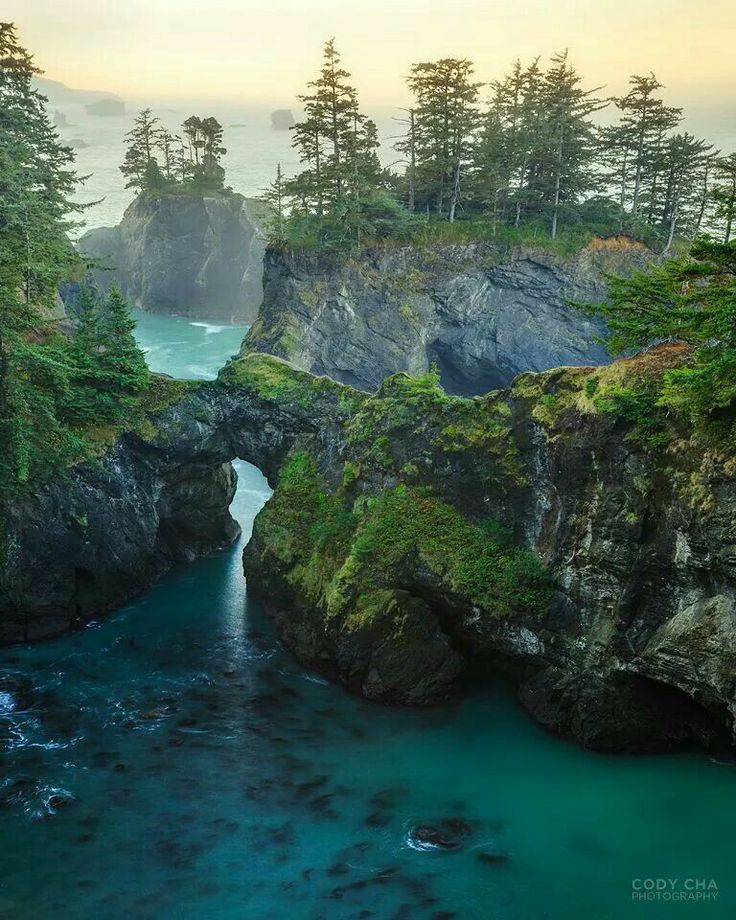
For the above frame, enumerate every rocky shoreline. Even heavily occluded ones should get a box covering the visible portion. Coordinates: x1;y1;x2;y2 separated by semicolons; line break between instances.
2;351;733;753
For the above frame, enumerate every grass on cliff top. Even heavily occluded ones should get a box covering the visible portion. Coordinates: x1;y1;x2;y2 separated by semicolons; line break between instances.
258;451;551;628
217;352;364;414
346;368;526;485
511;344;693;442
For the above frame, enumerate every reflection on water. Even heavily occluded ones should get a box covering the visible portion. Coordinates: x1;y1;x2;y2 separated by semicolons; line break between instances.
0;315;734;919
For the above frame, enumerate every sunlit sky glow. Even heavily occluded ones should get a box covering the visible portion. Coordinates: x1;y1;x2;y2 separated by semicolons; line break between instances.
8;0;736;139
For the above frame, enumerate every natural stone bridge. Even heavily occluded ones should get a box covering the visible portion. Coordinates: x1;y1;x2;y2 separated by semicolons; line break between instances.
2;352;735;754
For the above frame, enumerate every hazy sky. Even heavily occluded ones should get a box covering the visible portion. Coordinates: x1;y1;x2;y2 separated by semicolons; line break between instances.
8;0;736;134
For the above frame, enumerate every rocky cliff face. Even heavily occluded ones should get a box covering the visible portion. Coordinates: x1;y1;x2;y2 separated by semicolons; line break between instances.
0;384;240;643
4;352;734;753
244;239;653;395
77;191;267;322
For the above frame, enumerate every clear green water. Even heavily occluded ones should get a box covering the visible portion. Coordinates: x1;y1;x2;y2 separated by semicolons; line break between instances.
0;315;734;919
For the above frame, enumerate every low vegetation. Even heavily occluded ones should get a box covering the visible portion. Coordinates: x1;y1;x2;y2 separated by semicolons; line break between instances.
581;238;736;453
257;451;551;630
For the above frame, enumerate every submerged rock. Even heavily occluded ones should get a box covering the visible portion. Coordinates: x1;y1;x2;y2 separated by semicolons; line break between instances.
409;819;474;851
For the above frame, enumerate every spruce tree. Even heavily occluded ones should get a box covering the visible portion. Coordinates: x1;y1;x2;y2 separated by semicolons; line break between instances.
406;58;482;219
656;133;712;251
120;108;161;190
0;21;84;488
611;75;681;216
713;153;736;243
536;51;605;237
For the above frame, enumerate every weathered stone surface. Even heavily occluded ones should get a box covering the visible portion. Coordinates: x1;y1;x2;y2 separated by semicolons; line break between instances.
2;351;734;753
77;191;267;322
245;239;653;395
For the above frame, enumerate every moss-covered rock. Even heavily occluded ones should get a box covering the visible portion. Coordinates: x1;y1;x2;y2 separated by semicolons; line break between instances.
5;349;735;753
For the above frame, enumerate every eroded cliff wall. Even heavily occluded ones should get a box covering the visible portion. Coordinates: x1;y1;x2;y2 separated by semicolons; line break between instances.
244;239;653;395
77;192;267;322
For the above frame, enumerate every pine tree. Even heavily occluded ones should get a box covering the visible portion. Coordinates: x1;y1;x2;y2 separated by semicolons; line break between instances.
200;116;226;187
0;21;85;487
265;163;287;245
535;51;605;237
712;153;736;243
291;39;371;212
120;108;161;190
407;58;482;219
156;128;178;181
656;133;712;252
1;23;150;493
587;239;736;422
182;116;204;167
392;108;418;211
611;75;681;216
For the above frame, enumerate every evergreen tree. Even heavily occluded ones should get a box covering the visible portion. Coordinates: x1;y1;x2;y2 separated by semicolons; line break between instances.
656;133;712;252
0;23;150;493
587;239;736;421
200;116;226;187
120;108;160;190
713;153;736;243
182;115;204;167
609;74;682;216
392;108;418;211
0;21;84;487
290;39;373;213
406;58;482;219
535;51;605;237
265;163;287;245
156;127;178;181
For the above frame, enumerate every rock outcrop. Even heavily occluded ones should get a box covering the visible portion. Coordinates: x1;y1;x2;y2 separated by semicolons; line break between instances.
77;191;267;322
0;381;240;644
270;109;295;130
245;239;653;395
2;351;734;753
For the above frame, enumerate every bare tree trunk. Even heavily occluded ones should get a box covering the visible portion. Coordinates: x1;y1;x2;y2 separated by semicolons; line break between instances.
551;132;564;239
726;179;736;243
663;195;679;254
408;110;416;212
694;160;711;235
618;150;628;232
314;131;323;218
448;160;461;222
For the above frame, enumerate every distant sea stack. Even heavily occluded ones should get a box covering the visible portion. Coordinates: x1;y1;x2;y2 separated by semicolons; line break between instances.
77;190;268;323
85;98;126;117
270;109;295;130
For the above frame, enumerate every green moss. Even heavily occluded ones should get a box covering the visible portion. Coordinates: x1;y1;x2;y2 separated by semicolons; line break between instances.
218;353;366;419
399;301;415;322
257;450;551;632
345;485;551;618
218;353;323;408
342;460;360;486
137;374;199;414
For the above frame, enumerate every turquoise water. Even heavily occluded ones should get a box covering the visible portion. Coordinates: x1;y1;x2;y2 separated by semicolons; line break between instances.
1;318;735;919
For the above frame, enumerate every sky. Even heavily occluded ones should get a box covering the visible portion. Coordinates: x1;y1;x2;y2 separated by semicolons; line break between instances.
7;0;736;139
